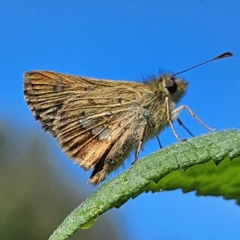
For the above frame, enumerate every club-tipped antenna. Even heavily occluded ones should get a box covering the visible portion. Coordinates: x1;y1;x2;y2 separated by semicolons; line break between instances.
173;52;233;77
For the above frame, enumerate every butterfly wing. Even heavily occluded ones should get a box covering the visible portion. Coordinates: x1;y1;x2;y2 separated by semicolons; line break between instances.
24;71;149;184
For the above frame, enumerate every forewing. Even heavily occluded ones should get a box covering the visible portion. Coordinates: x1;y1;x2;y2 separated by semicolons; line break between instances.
24;71;145;182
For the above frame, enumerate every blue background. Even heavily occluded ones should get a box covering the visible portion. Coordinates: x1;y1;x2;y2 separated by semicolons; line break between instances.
1;1;240;239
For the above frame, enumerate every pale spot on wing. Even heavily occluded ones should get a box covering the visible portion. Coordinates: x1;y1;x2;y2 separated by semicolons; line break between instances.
79;117;97;129
79;116;112;140
85;86;94;91
91;125;103;135
99;128;111;140
79;117;87;124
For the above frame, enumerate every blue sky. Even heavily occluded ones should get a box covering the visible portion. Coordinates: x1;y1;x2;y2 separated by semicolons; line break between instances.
1;1;240;239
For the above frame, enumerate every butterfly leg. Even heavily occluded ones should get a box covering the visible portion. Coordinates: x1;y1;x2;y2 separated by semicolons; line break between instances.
177;118;194;137
156;136;163;149
172;105;215;132
132;122;147;164
156;119;191;149
165;97;184;141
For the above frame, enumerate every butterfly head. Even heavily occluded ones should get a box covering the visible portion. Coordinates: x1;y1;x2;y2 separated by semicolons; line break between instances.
162;74;188;103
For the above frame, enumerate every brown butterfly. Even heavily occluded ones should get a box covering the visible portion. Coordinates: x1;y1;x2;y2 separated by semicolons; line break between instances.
23;52;232;184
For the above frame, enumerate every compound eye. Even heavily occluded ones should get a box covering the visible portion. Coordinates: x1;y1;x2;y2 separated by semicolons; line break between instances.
165;78;174;87
165;77;177;94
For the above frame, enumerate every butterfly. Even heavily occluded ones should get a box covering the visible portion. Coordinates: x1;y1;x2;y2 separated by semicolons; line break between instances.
23;52;232;184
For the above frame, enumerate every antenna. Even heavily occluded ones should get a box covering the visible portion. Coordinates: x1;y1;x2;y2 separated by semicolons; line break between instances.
173;52;233;77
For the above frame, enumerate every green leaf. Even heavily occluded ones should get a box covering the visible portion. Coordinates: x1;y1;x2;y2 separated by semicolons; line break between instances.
49;130;240;240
